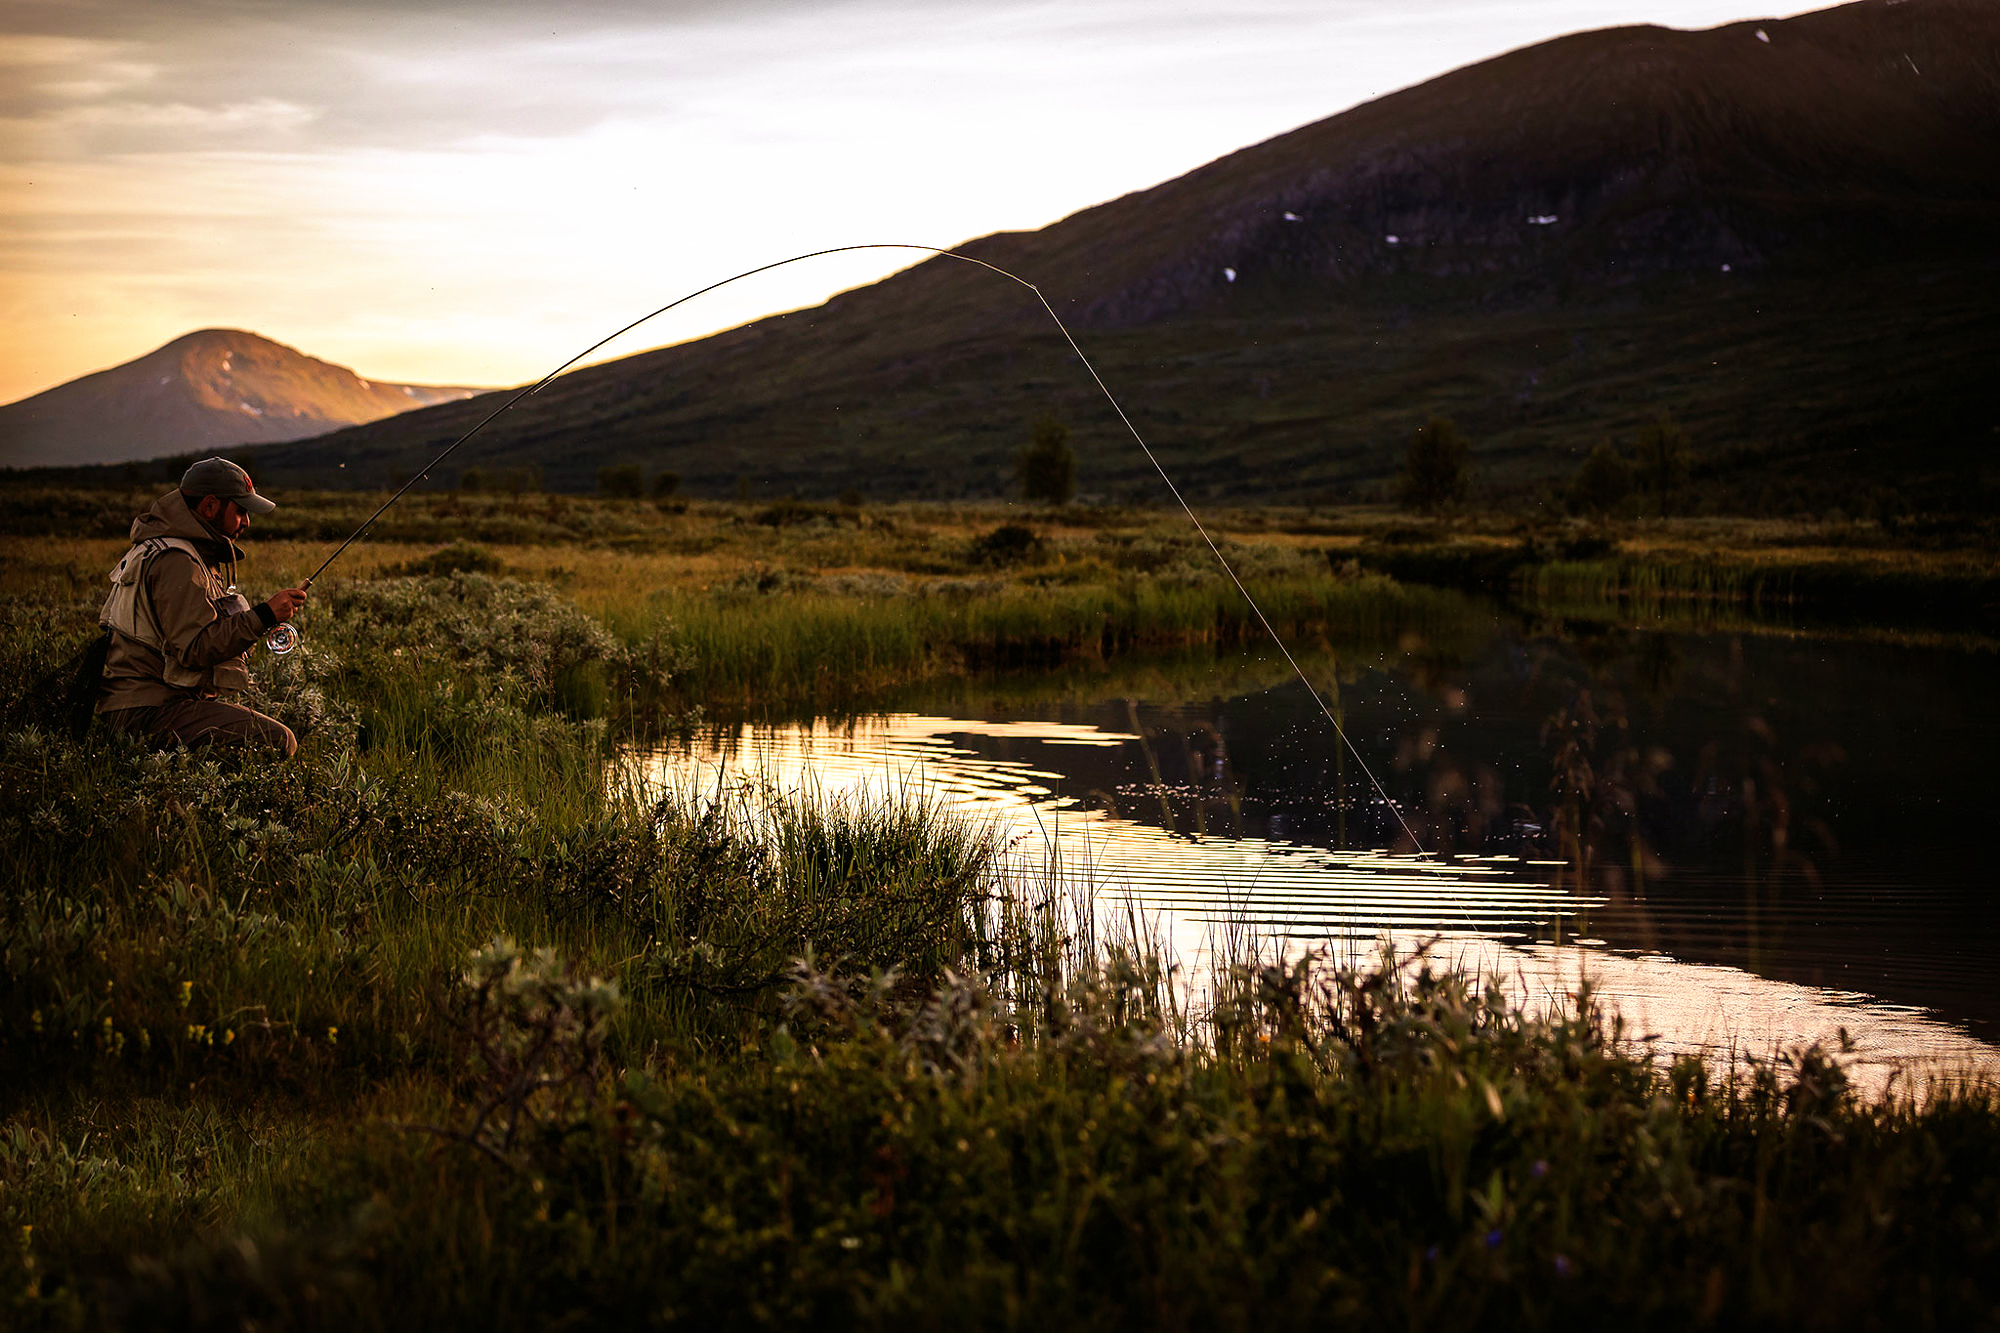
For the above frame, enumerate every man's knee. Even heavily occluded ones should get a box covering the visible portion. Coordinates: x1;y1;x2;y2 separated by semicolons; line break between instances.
258;715;299;759
221;706;296;759
155;699;298;758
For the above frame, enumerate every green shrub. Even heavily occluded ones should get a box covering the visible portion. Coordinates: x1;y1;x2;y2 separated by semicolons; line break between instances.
67;945;2000;1330
1398;416;1472;512
596;464;645;500
1018;416;1076;506
458;465;541;496
754;498;846;528
1632;410;1691;502
383;540;507;578
968;523;1046;567
1566;442;1633;514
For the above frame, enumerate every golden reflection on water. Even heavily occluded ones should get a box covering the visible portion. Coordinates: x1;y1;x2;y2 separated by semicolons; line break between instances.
638;714;2000;1095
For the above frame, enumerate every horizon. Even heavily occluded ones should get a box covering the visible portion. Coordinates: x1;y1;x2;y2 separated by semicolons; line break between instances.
1;0;1795;406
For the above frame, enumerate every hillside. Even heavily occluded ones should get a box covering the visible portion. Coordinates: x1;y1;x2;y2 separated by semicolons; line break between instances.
251;0;2000;507
0;329;483;469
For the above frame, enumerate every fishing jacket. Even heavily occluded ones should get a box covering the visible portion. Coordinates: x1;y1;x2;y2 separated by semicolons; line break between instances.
97;489;273;712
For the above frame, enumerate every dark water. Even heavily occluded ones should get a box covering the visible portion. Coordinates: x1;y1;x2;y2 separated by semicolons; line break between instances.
1025;626;2000;1037
648;612;2000;1073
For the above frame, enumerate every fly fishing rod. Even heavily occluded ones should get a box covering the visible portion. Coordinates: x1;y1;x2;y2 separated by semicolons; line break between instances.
273;242;1429;854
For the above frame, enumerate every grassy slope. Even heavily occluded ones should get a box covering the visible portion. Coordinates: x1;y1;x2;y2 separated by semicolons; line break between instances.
200;0;2000;506
232;254;2000;514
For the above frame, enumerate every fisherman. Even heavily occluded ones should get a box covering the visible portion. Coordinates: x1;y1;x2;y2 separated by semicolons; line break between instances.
96;457;309;758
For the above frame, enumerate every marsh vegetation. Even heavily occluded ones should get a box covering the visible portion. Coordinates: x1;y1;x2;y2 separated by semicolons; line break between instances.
3;493;1997;1327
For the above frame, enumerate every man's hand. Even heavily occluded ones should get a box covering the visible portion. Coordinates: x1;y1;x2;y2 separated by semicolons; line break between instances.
264;587;309;623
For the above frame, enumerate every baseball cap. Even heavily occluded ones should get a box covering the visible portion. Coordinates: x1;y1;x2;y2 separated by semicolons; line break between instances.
181;457;276;515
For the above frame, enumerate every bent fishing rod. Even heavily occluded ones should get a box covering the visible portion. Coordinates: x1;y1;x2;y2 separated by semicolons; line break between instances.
272;242;1429;855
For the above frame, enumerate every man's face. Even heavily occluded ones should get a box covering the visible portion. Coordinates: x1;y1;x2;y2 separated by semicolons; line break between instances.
194;494;251;539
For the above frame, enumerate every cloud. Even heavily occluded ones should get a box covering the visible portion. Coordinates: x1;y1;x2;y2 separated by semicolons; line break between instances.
42;97;318;133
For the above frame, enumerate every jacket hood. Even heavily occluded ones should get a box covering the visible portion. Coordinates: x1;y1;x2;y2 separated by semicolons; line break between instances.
129;489;245;562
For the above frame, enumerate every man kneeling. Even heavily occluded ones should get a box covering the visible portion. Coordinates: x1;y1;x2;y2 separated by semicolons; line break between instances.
96;457;308;758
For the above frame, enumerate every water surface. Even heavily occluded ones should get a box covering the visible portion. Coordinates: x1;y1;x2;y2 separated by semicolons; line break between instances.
642;615;2000;1089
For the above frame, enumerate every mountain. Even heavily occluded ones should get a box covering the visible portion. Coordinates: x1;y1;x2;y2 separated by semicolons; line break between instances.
0;329;484;469
254;0;2000;508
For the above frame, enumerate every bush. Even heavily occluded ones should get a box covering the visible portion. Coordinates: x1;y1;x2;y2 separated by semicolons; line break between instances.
92;945;1997;1331
383;541;507;578
650;471;681;500
597;464;645;500
1018;417;1076;506
968;523;1046;567
1397;416;1472;512
754;498;845;528
1632;411;1691;502
458;465;541;495
1567;443;1634;515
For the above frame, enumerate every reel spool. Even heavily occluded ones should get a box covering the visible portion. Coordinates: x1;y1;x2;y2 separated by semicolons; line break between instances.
223;581;299;656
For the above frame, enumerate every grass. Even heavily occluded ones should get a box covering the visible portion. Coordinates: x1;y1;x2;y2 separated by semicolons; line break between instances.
3;496;1998;1327
1338;513;2000;642
3;492;1495;712
11;490;1991;698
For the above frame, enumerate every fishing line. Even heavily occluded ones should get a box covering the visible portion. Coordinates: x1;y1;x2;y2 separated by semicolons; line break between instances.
280;242;1429;855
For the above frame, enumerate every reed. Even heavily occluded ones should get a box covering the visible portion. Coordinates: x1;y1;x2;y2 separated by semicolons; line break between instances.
637;571;1480;710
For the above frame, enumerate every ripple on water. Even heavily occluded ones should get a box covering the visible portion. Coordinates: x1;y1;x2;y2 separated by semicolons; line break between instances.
637;713;2000;1095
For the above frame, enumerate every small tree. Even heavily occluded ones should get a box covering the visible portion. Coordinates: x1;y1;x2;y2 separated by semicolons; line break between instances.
1567;442;1634;515
1632;410;1691;505
1018;416;1076;506
1398;416;1472;512
597;463;644;500
650;470;681;500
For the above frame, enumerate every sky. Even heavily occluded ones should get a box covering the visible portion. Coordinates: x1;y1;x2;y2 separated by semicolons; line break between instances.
0;0;1792;405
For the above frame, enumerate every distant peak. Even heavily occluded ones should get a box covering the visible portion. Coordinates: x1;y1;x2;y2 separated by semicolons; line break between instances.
165;328;299;355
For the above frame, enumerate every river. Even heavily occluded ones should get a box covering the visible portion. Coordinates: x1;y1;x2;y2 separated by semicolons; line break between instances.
638;609;2000;1093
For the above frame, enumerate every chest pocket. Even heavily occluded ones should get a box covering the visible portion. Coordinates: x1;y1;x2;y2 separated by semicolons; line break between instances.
100;537;243;692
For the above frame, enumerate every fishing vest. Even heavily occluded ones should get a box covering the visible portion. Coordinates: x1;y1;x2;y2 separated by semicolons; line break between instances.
100;537;253;692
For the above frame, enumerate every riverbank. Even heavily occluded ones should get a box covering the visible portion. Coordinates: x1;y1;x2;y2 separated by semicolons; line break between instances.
8;493;1993;711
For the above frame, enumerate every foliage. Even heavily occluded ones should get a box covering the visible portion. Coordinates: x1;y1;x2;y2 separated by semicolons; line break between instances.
596;464;645;500
1566;442;1634;515
754;498;850;529
458;465;541;496
382;540;507;578
1398;416;1472;512
439;938;623;1166
15;933;1998;1329
1632;410;1692;501
967;522;1046;567
1018;416;1077;506
649;471;681;500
